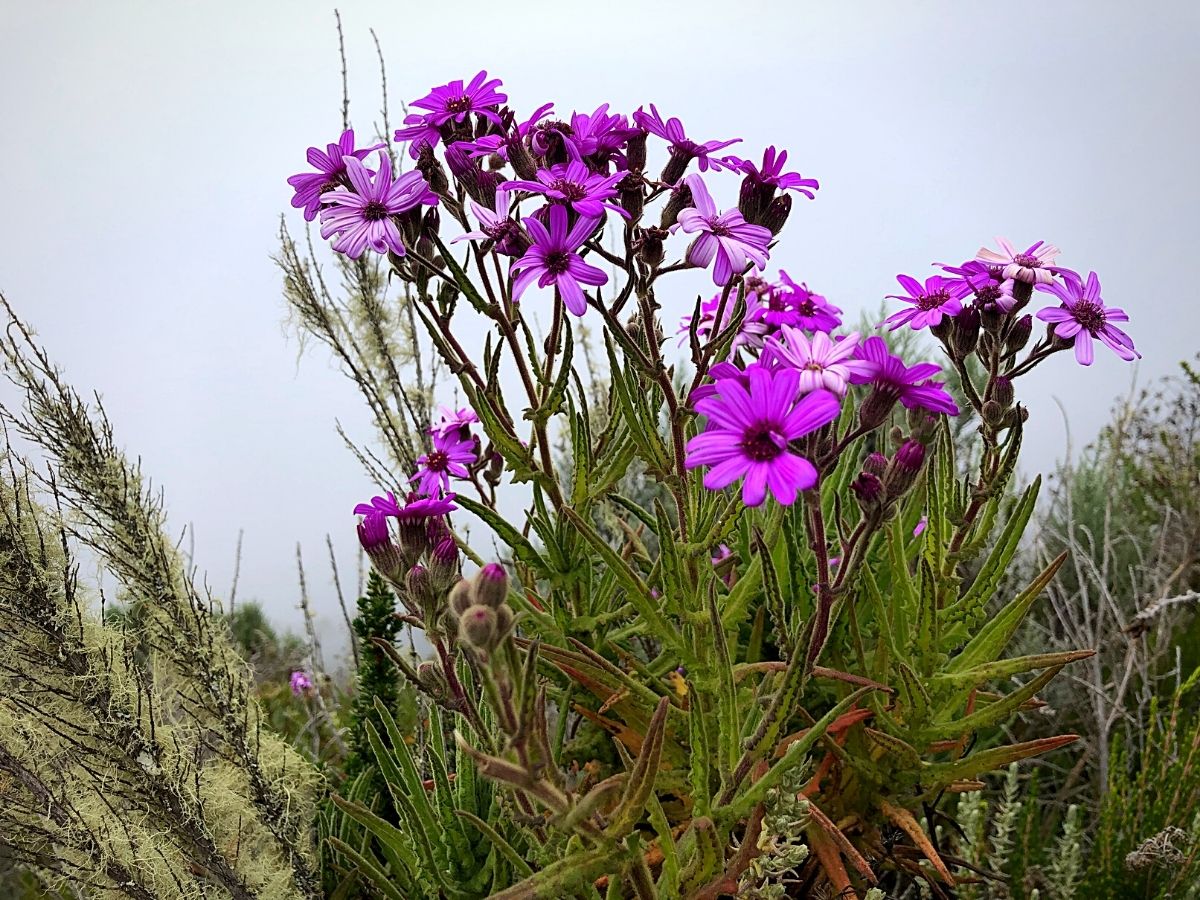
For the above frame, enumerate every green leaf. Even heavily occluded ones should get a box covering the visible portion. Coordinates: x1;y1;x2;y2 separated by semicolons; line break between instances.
455;493;550;573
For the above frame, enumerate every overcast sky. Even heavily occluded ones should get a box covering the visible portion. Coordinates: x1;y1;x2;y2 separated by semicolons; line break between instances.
2;0;1198;655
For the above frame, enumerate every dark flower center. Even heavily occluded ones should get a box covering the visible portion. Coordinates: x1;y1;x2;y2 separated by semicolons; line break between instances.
363;201;390;221
1071;300;1106;334
1013;253;1041;268
444;95;473;114
976;284;1001;304
545;250;572;275
796;298;817;316
425;450;449;472
551;179;588;201
708;221;732;237
917;289;951;311
740;424;786;462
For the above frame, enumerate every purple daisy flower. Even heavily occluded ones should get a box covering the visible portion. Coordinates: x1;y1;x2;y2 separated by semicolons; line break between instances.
290;671;313;696
632;104;741;175
723;146;819;198
411;70;506;128
568;103;638;166
851;337;960;416
319;153;437;259
685;363;841;507
431;406;480;440
883;274;971;331
503;161;630;219
678;292;770;355
976;238;1061;285
456;103;555;160
937;260;1017;313
764;328;871;396
412;430;478;498
353;491;403;520
453;188;527;256
1035;271;1138;366
510;205;607;316
676;175;772;286
287;129;386;222
765;273;842;332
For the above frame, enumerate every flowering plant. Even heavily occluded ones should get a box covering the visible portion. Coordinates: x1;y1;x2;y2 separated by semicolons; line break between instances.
287;69;1136;899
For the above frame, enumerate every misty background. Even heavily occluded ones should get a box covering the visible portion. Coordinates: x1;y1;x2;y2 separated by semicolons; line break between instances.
2;0;1197;661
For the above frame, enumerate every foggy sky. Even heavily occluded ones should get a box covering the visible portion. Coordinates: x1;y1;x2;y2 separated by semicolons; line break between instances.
2;0;1198;655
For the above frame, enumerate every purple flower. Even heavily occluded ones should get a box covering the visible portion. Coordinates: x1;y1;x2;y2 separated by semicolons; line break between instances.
287;129;386;222
412;430;478;497
851;337;960;416
764;328;871;396
431;406;480;440
510;205;607;316
456;103;555;160
632;104;741;174
454;188;527;256
676;175;772;286
412;70;506;127
685;363;842;507
678;292;770;354
567;103;638;166
913;516;928;537
319;153;437;259
290;671;312;696
723;146;819;198
765;273;842;332
937;261;1017;313
503;161;629;219
883;274;971;331
976;238;1061;285
355;491;457;526
1035;271;1138;366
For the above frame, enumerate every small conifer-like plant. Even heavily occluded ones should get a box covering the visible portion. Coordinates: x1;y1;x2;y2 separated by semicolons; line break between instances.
278;66;1140;898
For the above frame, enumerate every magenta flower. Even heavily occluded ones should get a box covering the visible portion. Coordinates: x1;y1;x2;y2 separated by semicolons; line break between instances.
765;273;842;332
632;104;741;173
287;129;386;222
678;292;770;354
353;491;403;521
677;175;772;286
412;430;478;497
319;153;437;259
851;337;960;416
456;103;555;160
1035;271;1138;366
883;274;971;331
566;103;638;167
412;70;506;127
723;146;819;198
431;406;480;440
685;363;842;507
764;328;870;396
503;161;629;219
355;491;457;524
454;188;527;256
976;238;1061;285
290;671;313;696
937;261;1017;313
510;205;607;316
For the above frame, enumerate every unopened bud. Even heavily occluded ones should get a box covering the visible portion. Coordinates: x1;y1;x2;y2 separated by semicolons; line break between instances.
1011;279;1034;310
660;148;691;186
884;440;926;498
635;226;668;268
1004;405;1030;428
406;565;432;604
1006;315;1033;353
445;144;497;208
737;176;771;226
448;579;473;618
429;538;460;593
863;452;889;478
625;130;648;172
508;136;539;181
930;316;952;342
980;302;1005;333
759;192;792;235
660;182;693;229
618;171;645;219
416;145;449;197
416;660;449;696
458;604;498;651
952;307;980;357
851;472;884;512
358;517;405;582
992;376;1015;408
982;400;1005;427
858;388;898;431
472;563;509;609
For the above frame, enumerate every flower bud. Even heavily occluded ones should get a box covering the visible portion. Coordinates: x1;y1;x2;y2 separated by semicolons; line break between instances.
416;660;449;697
618;171;645;219
980;302;1005;334
429;537;460;592
508;136;539;181
884;440;926;498
1004;405;1030;428
737;176;772;226
358;517;406;583
660;182;694;229
416;145;450;197
1006;314;1033;353
952;307;980;358
471;563;508;609
930;316;952;342
759;192;792;235
458;604;498;651
625;129;648;172
660;148;691;186
445;144;498;208
635;226;667;268
991;376;1015;409
406;564;432;607
851;472;884;512
858;388;898;431
1011;279;1034;310
448;579;474;619
863;452;889;478
982;400;1005;427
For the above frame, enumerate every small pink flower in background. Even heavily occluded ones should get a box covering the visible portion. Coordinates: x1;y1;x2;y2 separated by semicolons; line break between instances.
676;175;772;286
431;406;480;441
975;238;1061;285
1036;271;1138;366
290;671;312;696
764;274;842;332
913;516;928;537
